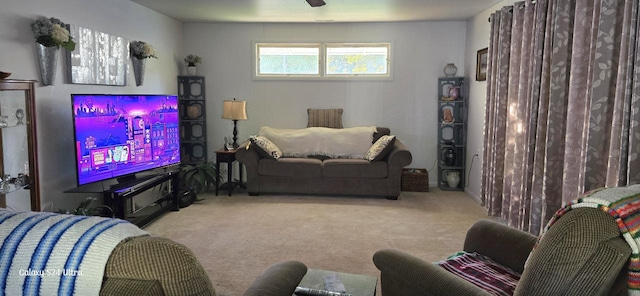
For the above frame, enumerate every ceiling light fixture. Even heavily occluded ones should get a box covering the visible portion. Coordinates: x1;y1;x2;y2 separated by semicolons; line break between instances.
306;0;326;7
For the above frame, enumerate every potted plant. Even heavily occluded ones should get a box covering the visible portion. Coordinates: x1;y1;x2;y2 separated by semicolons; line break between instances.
57;197;114;217
184;54;202;75
179;160;219;195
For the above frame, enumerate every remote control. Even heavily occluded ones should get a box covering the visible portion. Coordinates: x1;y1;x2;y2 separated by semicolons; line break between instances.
294;287;353;296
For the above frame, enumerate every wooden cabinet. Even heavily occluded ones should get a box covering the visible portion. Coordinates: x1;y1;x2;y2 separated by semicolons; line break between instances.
178;76;208;164
0;79;40;211
437;77;466;191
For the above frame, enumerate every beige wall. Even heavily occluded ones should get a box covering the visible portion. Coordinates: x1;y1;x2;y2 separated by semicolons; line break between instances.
183;21;467;184
0;0;521;211
0;0;184;211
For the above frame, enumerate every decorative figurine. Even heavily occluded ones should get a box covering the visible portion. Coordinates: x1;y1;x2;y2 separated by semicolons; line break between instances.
443;109;454;124
16;109;25;125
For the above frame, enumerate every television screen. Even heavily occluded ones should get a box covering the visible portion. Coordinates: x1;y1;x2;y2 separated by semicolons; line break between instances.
71;94;180;186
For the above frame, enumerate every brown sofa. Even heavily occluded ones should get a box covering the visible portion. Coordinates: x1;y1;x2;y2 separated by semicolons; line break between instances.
235;127;412;199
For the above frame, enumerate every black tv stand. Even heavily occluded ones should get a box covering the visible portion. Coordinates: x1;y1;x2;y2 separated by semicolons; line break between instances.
114;173;148;187
110;174;157;191
67;172;179;227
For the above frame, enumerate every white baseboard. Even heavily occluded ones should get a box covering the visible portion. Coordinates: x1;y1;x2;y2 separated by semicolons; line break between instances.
465;188;482;205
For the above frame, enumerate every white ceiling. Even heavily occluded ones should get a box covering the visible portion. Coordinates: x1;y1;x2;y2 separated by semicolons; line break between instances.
129;0;503;23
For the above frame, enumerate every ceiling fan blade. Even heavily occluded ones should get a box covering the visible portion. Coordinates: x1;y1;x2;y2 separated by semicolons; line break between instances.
306;0;326;7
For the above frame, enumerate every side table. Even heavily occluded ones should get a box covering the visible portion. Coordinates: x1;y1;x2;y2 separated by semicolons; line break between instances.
215;149;245;196
294;269;377;296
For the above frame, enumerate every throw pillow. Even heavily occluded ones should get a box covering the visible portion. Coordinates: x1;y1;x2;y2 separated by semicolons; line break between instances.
364;135;396;161
437;251;521;296
307;108;343;128
249;135;282;160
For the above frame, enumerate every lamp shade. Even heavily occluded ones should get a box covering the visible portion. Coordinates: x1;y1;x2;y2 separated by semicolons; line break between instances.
222;100;247;120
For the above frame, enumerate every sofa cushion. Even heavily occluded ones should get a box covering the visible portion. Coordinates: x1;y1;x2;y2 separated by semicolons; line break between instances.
250;135;282;159
322;159;388;178
258;158;322;178
364;135;396;161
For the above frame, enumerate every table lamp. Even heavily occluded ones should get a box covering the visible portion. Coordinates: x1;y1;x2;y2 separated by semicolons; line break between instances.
222;98;248;148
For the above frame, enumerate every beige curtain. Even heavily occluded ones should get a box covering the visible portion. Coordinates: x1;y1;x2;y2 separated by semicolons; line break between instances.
482;0;640;235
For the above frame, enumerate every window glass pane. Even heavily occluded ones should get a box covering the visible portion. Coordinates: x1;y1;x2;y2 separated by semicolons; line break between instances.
258;46;319;75
326;46;388;75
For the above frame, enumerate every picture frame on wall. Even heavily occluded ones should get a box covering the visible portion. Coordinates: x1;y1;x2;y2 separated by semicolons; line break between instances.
476;47;488;81
66;25;129;86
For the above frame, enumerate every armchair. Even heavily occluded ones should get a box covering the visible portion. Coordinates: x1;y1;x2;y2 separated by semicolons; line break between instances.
373;208;631;296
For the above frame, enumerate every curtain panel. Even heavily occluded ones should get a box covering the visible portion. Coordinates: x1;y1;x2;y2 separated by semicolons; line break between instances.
482;0;640;235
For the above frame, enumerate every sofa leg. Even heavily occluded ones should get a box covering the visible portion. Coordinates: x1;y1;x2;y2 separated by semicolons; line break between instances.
386;196;398;200
249;192;260;196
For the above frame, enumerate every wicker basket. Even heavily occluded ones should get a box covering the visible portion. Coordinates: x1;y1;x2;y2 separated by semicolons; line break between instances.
401;168;429;192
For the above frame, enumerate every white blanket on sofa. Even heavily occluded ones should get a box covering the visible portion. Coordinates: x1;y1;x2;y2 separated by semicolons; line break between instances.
258;126;377;158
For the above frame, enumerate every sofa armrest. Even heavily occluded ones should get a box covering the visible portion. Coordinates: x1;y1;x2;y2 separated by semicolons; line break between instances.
373;249;491;296
243;261;307;296
236;140;259;165
236;140;261;193
463;220;537;274
104;237;215;296
100;277;164;296
385;140;412;170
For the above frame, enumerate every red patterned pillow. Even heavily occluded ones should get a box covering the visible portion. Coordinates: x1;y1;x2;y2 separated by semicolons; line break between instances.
437;251;521;296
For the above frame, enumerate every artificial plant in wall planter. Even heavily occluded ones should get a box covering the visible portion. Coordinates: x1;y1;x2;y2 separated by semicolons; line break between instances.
130;40;157;86
31;16;76;86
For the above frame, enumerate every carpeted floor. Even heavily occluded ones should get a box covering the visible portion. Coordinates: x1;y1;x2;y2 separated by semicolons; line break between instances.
144;189;494;296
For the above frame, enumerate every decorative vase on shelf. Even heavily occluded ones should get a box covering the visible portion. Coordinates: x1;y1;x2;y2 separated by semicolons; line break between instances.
446;171;461;188
186;105;201;119
443;63;457;77
36;43;59;86
442;146;456;166
187;66;197;76
131;57;146;86
448;86;460;100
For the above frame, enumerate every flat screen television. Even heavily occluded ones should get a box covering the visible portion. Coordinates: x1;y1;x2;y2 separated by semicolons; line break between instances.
71;94;181;187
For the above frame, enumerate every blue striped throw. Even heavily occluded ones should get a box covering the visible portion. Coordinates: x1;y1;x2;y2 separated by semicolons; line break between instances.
0;209;148;296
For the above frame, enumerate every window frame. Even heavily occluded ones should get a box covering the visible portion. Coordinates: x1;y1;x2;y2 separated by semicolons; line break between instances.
253;42;393;81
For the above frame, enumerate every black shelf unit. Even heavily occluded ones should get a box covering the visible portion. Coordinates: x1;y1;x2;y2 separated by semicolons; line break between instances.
437;77;466;191
178;76;207;164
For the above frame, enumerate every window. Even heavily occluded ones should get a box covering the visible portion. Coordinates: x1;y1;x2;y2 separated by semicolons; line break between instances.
257;44;320;77
325;44;389;77
255;42;391;80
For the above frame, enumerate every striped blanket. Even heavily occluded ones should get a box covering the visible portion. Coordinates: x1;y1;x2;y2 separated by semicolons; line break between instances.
535;184;640;295
0;209;148;296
